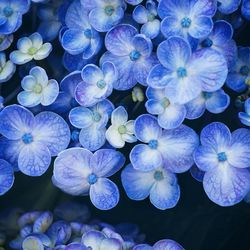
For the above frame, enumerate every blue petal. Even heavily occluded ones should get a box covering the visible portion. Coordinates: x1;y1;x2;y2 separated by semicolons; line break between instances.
205;90;230;114
239;112;250;126
157;37;191;70
33;112;70;156
226;73;247;92
61;71;82;95
33;211;53;233
185;94;206;119
147;64;175;88
200;122;231;149
92;149;125;177
141;19;160;39
153;239;184;250
105;24;138;56
189;16;213;39
69;107;93;129
18;142;51;176
133;244;152;250
90;178;119;210
17;91;41;108
161;16;183;38
203;166;250;206
61;29;90;55
134;114;161;142
121;164;154;200
81;230;105;249
79;125;106;151
145;100;164;115
218;0;241;14
0;12;22;35
0;159;14;195
132;34;152;57
81;64;103;84
146;82;166;101
149;171;180;210
158;103;187;130
193;145;218;172
133;5;148;24
0;105;34;140
212;20;233;44
53;148;92;195
227;128;250;168
190;165;205;182
130;144;162;172
242;0;250;20
0;137;23;170
22;236;44;250
244;98;250;114
190;49;228;92
158;125;199;173
66;243;88;250
89;7;124;32
191;0;217;16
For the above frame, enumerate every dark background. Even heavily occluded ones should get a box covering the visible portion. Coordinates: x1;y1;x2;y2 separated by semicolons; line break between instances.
1;4;250;250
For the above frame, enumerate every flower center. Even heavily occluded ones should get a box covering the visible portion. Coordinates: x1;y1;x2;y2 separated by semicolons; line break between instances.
92;112;101;122
201;38;213;48
22;133;33;144
84;29;92;39
129;50;141;61
96;80;106;89
240;65;250;76
33;84;43;94
28;47;37;55
217;152;227;162
3;6;13;17
203;92;213;100
88;173;97;185
105;5;115;16
154;171;164;181
118;125;127;134
176;67;187;78
148;139;158;149
181;17;192;28
160;97;170;108
148;13;155;22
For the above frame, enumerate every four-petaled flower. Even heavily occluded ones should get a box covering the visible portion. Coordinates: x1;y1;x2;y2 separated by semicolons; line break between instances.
53;147;125;210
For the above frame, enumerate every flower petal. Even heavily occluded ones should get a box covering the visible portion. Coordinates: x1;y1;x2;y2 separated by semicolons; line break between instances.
17;91;42;108
41;79;59;106
121;164;154;200
0;159;14;195
33;43;52;60
203;166;250;206
10;51;33;65
90;178;119;210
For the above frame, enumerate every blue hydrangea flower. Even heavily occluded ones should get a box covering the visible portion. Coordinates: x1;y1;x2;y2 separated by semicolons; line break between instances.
101;24;158;90
217;0;241;14
130;114;198;172
132;0;160;39
185;89;230;119
0;34;13;51
0;0;30;35
0;159;14;195
145;87;187;129
61;0;102;59
53;148;125;210
226;47;250;92
106;106;137;148
75;62;117;107
0;105;70;176
82;230;123;249
239;98;250;126
69;100;114;151
242;0;250;20
37;0;62;42
194;122;250;206
10;32;52;65
17;66;59;107
158;0;216;40
122;164;180;210
148;37;228;104
199;20;237;70
0;52;16;83
81;0;126;32
48;71;81;115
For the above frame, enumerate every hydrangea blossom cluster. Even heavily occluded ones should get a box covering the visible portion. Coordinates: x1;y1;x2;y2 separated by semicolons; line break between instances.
0;202;184;249
0;0;250;221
